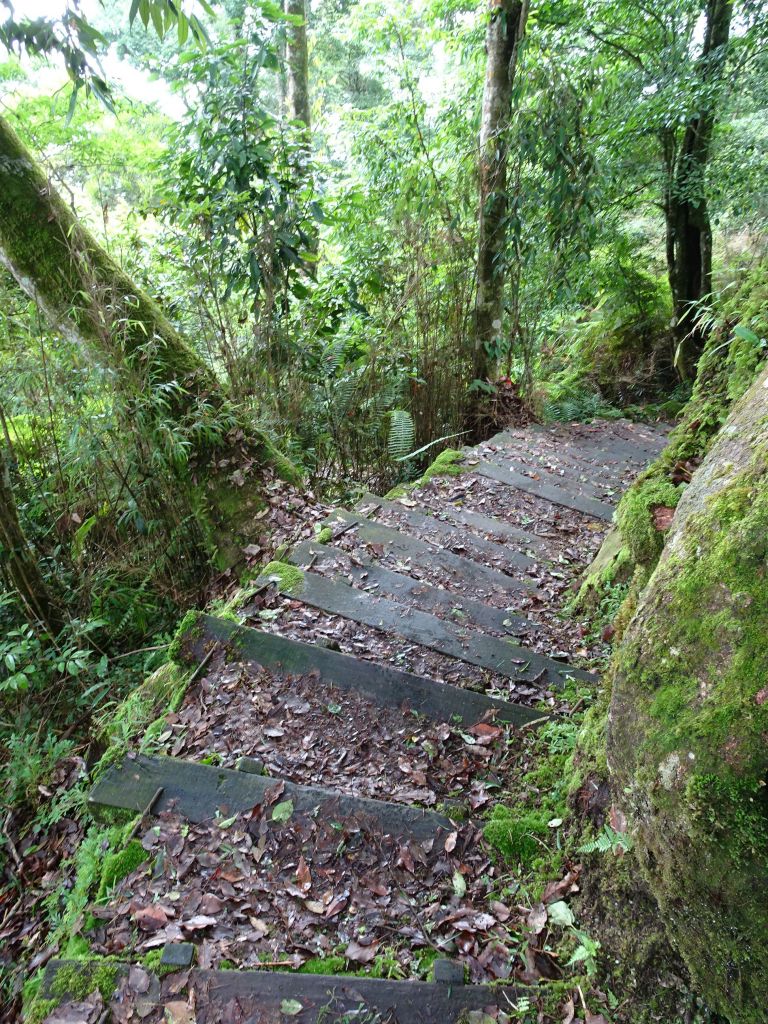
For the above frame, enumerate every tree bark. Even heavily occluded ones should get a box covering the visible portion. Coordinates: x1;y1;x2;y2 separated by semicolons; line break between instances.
666;0;733;380
284;0;311;136
473;0;528;388
0;115;300;564
0;444;62;633
607;358;768;1017
0;115;216;407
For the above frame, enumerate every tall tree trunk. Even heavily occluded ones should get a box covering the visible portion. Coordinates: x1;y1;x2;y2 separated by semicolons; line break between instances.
666;0;733;380
0;115;300;563
0;444;62;633
284;0;311;137
473;0;528;390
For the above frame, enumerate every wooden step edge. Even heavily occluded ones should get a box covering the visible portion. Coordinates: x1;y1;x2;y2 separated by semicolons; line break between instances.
250;567;594;687
354;492;538;570
42;959;526;1022
180;612;552;728
88;753;454;841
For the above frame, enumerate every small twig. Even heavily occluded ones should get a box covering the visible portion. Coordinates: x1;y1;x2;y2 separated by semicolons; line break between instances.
329;518;360;540
2;812;23;872
187;648;214;688
568;696;586;717
126;787;164;842
519;715;551;731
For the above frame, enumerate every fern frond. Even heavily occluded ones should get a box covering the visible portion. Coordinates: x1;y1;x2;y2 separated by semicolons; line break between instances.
387;409;415;461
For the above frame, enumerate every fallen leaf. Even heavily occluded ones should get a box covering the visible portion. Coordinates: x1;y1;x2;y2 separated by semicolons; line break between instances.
296;856;312;893
134;905;169;932
452;870;467;898
345;939;379;963
652;505;675;531
444;831;458;853
547;901;574;927
181;915;217;932
271;800;294;824
280;998;303;1016
527;902;547;935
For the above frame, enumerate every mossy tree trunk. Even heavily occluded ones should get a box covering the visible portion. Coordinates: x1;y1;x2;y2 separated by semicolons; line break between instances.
607;361;768;1020
473;0;528;390
0;444;62;633
664;0;733;380
284;0;311;140
0;115;299;564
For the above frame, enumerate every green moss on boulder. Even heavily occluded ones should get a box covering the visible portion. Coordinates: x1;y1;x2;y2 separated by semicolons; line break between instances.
259;560;305;595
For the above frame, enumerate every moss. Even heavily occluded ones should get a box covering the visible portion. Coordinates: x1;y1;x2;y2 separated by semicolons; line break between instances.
168;610;203;664
141;949;188;978
261;436;303;488
484;806;550;866
50;962;120;1001
23;998;57;1024
259;560;305;595
315;526;333;544
97;839;149;899
616;477;682;568
418;448;466;484
298;955;349;976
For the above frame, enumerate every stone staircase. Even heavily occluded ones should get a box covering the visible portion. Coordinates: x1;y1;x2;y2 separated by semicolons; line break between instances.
40;419;670;1023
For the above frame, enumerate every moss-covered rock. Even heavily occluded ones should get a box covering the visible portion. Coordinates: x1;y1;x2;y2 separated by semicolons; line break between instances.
258;560;305;595
616;477;682;567
607;363;768;1021
385;448;466;498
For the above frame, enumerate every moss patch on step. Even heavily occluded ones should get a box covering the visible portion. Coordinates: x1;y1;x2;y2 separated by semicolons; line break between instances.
259;560;305;595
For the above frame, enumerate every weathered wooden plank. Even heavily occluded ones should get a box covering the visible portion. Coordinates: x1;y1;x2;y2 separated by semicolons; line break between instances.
322;510;540;596
187;614;549;727
289;540;537;637
256;568;594;686
89;754;452;840
355;492;537;569
471;458;616;522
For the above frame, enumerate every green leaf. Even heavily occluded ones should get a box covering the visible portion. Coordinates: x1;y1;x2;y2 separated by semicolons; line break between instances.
734;324;760;344
272;800;294;824
280;1000;303;1016
547;900;574;927
452;870;466;898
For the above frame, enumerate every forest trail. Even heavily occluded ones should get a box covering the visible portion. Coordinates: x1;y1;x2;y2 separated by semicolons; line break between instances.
40;419;670;1023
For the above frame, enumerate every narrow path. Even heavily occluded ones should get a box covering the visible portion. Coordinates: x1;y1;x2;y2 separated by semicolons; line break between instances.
42;418;670;1023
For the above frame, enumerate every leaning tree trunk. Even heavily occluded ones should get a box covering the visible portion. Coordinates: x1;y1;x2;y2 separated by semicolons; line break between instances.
473;0;528;389
0;115;299;564
666;0;733;380
284;0;311;137
607;358;768;1020
0;445;62;633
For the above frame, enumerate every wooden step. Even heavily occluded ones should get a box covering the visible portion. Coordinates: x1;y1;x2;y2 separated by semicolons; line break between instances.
42;960;524;1023
288;539;538;637
468;457;617;522
89;753;452;840
472;447;611;501
180;613;549;727
322;509;539;595
255;566;594;687
355;492;538;570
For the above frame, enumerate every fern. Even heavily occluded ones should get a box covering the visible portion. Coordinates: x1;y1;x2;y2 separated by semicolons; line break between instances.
387;409;415;460
578;824;633;856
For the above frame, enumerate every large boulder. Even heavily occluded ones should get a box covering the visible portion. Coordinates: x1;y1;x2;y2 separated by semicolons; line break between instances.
607;364;768;1021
